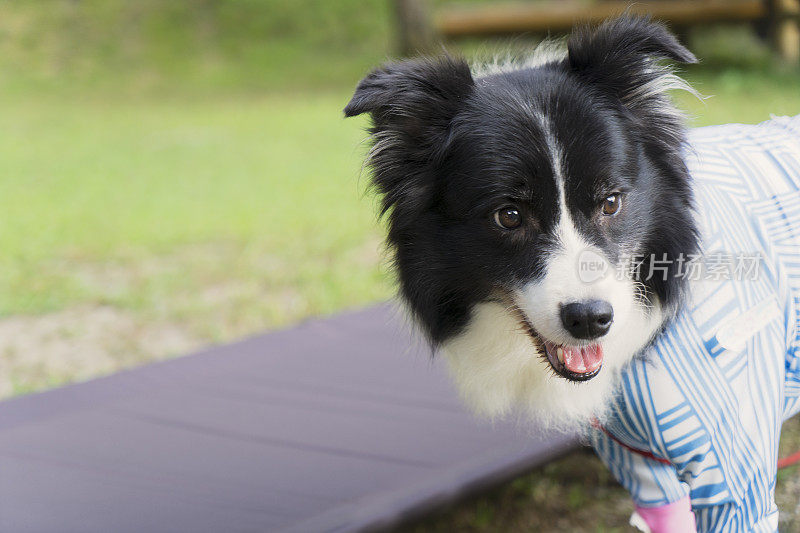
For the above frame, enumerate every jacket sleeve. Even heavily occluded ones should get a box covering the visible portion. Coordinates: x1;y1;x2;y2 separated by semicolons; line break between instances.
590;425;691;508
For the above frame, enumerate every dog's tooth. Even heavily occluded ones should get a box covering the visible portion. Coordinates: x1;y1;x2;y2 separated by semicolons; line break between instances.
556;347;564;364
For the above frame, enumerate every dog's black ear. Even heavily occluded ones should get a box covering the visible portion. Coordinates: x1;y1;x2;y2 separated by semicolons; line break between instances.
344;55;473;128
568;15;697;163
568;15;696;109
344;56;474;216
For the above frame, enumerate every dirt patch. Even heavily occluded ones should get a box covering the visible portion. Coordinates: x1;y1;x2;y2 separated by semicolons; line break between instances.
0;305;200;398
0;238;388;398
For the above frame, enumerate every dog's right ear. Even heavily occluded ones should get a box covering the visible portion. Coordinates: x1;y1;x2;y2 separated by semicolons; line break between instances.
344;55;473;134
345;57;474;216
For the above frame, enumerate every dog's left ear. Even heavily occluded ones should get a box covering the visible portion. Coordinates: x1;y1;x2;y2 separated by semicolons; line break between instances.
568;15;697;112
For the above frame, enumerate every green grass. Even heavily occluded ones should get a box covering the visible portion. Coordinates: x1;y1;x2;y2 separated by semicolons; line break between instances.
679;69;800;125
0;90;392;327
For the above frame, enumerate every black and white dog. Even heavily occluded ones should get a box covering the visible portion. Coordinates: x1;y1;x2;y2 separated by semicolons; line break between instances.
347;15;800;532
345;15;697;427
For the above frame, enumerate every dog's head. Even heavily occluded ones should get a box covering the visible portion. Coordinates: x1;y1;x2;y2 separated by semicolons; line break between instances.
345;16;699;427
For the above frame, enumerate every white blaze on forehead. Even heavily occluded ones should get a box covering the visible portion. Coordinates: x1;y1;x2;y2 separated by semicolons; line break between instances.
526;105;573;236
535;108;603;291
530;108;565;198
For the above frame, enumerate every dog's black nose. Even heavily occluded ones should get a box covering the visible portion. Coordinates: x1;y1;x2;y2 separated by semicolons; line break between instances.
560;300;613;340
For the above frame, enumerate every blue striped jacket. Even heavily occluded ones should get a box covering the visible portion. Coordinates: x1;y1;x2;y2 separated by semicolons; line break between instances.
591;115;800;532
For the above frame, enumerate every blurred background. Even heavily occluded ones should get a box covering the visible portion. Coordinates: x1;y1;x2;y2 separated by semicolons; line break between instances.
2;1;799;531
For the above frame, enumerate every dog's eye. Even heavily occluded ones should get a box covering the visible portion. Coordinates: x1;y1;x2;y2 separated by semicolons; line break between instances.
602;194;622;216
494;206;522;229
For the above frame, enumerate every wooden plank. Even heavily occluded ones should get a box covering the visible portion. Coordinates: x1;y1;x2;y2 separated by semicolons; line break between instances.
437;0;767;38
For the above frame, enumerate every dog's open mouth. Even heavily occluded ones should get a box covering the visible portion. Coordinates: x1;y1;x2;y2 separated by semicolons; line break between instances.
506;296;603;382
542;341;603;381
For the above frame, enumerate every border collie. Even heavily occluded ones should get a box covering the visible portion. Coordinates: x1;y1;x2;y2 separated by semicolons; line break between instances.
347;15;800;532
345;15;698;429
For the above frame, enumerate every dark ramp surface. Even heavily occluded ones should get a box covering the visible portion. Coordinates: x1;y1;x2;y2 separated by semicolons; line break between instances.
0;303;578;533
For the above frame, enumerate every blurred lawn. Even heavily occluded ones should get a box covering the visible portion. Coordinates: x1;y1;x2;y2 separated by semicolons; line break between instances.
0;92;388;320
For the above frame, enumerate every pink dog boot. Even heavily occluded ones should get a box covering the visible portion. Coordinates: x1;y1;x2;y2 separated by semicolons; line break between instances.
630;496;696;533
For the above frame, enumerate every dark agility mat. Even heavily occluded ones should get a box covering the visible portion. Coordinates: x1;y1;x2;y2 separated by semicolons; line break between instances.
0;303;578;532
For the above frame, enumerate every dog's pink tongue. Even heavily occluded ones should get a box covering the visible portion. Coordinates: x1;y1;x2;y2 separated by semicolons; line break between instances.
562;344;603;374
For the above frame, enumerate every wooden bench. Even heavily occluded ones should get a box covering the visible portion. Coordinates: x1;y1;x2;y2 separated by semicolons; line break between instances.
396;0;800;63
